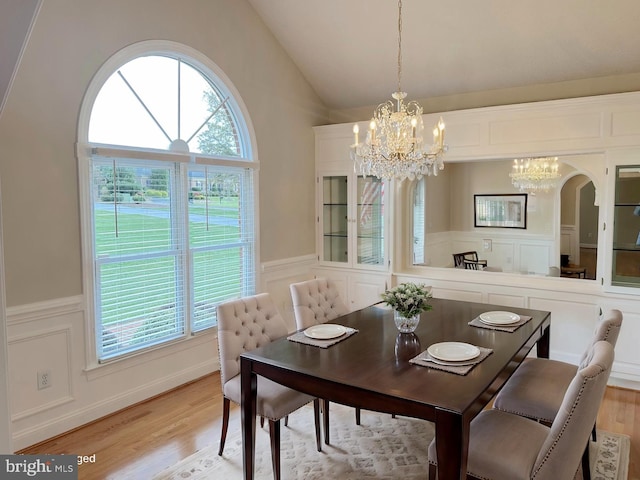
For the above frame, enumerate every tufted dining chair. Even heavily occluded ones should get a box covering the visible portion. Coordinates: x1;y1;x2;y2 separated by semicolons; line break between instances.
216;293;321;480
428;341;614;480
492;309;622;479
289;277;349;329
289;277;356;442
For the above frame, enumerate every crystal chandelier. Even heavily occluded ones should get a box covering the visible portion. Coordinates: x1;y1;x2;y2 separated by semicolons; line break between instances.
509;156;561;193
350;0;447;181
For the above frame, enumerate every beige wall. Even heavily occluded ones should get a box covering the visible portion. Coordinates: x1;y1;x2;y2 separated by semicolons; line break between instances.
0;0;329;307
423;168;452;233
443;161;554;235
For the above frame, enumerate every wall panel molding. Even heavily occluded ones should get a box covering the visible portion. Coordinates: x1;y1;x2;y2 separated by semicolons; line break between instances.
7;295;84;326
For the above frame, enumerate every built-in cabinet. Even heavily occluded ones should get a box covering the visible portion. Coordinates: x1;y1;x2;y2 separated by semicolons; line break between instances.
315;128;391;308
320;173;386;267
612;165;640;288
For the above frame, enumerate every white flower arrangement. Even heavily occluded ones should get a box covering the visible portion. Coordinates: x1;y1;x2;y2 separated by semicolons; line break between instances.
381;282;433;318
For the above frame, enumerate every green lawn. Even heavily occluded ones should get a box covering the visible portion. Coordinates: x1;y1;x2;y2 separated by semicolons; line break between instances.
96;198;246;328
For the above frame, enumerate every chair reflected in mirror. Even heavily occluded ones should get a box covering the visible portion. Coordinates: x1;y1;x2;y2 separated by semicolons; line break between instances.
453;251;487;270
463;259;485;270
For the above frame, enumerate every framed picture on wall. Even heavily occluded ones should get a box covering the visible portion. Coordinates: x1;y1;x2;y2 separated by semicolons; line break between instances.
474;194;527;229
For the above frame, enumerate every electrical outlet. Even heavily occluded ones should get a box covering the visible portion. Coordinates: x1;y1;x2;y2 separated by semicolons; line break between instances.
37;370;52;390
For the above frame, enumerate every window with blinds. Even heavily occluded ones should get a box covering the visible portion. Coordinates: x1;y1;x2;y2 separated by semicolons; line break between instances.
84;50;256;362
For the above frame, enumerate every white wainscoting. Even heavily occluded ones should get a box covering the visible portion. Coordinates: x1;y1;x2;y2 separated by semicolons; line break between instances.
7;296;217;450
260;254;318;333
7;253;639;450
425;231;555;274
560;224;578;263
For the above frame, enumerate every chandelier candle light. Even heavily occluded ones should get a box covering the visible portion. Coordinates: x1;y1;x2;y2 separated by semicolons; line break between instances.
509;156;561;193
351;0;447;181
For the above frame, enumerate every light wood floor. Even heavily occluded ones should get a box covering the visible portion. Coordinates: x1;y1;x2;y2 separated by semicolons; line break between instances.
20;372;639;479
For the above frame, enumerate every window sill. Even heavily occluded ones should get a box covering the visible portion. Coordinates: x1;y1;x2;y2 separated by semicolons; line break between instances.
83;328;216;381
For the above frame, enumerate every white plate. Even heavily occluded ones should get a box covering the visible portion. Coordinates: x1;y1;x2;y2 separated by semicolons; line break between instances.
304;324;347;340
479;311;521;325
427;342;480;362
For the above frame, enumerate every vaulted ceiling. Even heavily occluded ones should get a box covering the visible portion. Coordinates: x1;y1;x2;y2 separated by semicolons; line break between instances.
248;0;640;111
3;1;640;120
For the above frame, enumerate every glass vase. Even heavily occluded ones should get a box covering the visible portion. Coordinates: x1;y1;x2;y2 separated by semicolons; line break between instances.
393;310;420;333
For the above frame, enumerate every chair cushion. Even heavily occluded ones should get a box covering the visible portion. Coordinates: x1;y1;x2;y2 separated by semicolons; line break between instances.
494;309;622;425
223;374;314;420
428;409;549;480
493;357;577;423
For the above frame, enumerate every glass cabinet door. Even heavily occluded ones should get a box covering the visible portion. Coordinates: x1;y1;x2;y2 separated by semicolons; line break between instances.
356;176;385;266
322;176;348;263
612;165;640;287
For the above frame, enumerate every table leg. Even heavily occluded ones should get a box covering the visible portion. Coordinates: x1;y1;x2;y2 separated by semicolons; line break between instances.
536;324;550;359
241;356;257;480
435;408;469;480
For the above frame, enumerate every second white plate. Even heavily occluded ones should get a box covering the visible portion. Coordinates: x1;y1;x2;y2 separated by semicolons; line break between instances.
304;324;347;340
479;311;521;325
427;342;480;362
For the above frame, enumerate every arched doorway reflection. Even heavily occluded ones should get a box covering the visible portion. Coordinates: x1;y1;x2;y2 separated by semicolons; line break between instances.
560;174;598;279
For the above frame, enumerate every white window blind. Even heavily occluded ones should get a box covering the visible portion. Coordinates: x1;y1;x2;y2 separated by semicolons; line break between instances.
188;166;255;332
92;158;254;361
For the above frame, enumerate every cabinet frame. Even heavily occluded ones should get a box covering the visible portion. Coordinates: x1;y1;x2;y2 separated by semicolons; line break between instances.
317;171;389;271
610;164;640;288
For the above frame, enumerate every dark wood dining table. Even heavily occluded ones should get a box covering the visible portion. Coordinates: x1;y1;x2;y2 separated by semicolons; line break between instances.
240;297;551;480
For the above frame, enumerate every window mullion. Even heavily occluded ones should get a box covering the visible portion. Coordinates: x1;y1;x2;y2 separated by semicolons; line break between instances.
177;163;192;336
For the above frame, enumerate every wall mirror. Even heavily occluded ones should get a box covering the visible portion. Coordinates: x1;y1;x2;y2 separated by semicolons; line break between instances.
409;156;600;280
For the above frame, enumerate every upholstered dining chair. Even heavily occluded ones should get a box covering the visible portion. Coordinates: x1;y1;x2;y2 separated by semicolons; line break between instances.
492;309;622;479
289;277;349;329
289;277;356;442
428;340;614;480
216;293;322;480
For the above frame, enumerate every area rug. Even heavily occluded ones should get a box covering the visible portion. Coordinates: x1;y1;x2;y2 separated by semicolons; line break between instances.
153;404;630;480
581;430;630;480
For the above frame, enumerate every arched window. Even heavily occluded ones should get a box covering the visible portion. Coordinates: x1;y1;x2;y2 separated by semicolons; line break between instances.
78;43;257;362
